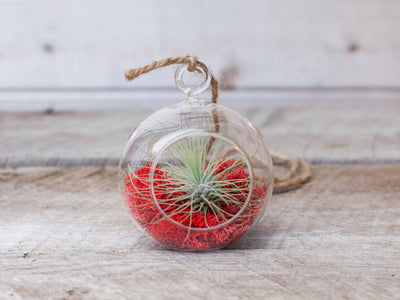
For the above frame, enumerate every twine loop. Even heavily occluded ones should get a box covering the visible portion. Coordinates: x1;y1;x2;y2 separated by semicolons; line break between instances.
125;55;312;193
125;54;219;103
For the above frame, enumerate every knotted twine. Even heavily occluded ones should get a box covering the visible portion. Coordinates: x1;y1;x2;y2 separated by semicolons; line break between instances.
125;54;311;193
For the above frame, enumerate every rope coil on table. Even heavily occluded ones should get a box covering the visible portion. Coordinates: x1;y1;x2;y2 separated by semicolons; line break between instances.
125;54;312;194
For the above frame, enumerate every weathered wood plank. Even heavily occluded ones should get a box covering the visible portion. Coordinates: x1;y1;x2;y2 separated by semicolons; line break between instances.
1;0;400;88
1;101;399;166
0;165;399;299
1;88;400;111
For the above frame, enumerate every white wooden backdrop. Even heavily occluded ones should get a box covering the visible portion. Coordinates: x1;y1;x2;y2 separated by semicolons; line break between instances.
0;0;400;109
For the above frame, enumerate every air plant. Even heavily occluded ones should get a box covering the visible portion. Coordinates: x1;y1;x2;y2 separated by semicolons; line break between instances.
153;135;251;228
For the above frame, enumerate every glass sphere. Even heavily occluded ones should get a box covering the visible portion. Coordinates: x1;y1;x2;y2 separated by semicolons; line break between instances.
119;66;273;251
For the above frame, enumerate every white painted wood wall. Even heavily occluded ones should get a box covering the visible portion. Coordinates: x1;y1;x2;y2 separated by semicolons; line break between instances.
1;0;399;109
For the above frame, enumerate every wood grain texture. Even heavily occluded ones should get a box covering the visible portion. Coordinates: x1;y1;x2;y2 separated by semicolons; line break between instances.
1;88;400;112
1;101;399;166
0;165;399;299
0;0;400;88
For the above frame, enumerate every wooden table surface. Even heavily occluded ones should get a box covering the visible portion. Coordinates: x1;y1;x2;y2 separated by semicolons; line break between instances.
1;100;399;299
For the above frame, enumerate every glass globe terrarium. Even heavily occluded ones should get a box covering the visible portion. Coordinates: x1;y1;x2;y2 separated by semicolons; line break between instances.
120;64;273;251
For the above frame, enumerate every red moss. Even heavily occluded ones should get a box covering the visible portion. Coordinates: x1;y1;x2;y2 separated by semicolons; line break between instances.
124;160;267;250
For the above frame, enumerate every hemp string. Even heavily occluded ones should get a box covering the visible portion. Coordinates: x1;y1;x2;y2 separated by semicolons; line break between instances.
125;54;312;193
